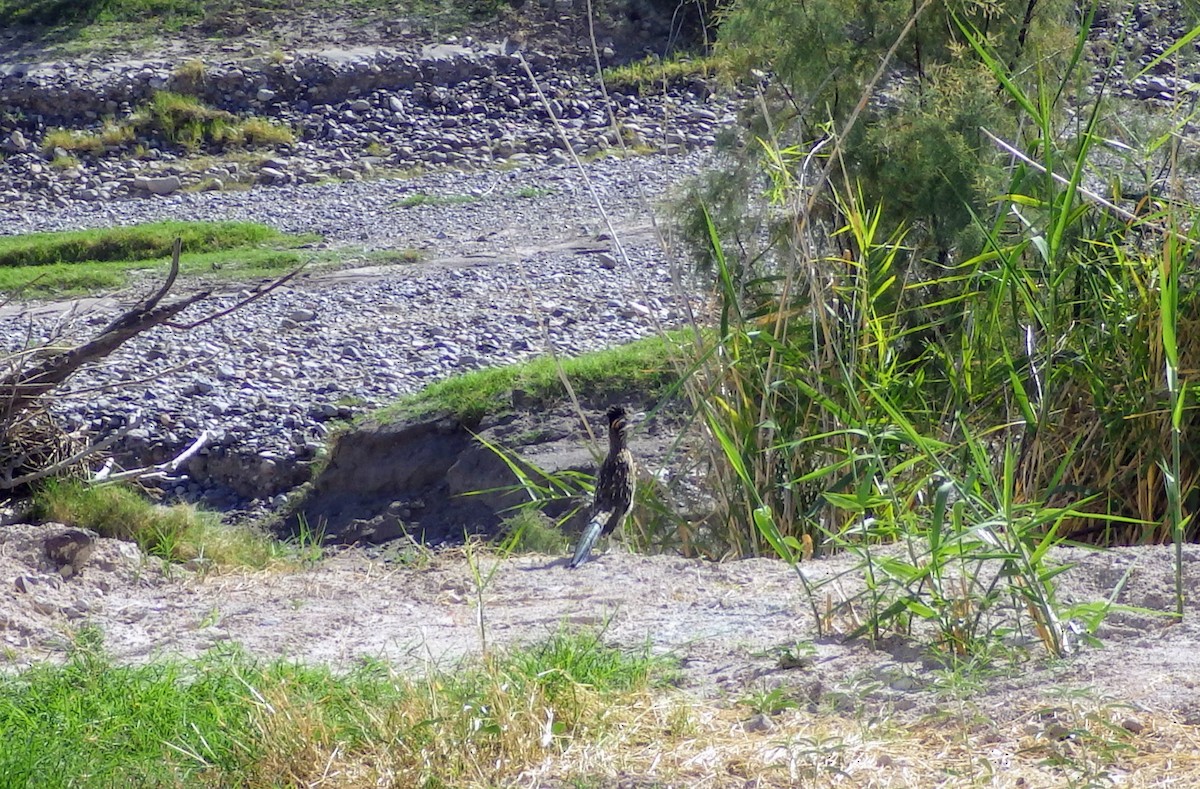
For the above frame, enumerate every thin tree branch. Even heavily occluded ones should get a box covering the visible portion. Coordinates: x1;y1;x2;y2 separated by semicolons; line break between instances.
981;126;1193;243
164;266;304;330
0;289;211;417
139;237;182;315
93;430;210;484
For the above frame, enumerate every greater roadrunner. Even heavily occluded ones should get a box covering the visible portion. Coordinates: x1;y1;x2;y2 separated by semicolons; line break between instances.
569;405;636;568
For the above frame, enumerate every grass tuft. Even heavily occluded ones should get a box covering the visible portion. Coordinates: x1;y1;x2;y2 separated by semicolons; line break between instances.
0;220;318;296
0;629;671;787
42;128;106;155
233;116;295;146
32;479;281;568
391;192;479;208
501;509;571;554
603;53;732;93
373;332;683;423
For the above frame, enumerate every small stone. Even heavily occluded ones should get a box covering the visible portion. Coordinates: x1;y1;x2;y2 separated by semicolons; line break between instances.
133;174;181;195
743;713;776;733
288;308;316;322
5;129;28;152
1043;722;1072;741
44;528;99;578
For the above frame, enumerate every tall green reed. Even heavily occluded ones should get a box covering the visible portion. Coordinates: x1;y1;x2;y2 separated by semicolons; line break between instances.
683;2;1200;654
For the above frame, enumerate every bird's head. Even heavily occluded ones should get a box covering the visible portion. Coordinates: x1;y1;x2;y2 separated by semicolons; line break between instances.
606;405;645;438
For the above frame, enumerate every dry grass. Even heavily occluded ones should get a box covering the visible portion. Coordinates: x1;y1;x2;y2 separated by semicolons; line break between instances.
31;478;294;570
238;683;1200;786
532;696;1193;787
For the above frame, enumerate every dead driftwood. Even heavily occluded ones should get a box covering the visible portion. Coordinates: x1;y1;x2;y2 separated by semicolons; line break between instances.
1;238;301;490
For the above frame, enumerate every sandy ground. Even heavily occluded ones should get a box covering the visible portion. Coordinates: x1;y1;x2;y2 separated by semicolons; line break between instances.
5;522;1200;737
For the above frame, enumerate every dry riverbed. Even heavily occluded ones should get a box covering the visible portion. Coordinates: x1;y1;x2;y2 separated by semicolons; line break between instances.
4;523;1200;785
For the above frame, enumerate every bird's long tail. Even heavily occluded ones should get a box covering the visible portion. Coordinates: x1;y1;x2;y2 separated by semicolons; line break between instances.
568;514;606;568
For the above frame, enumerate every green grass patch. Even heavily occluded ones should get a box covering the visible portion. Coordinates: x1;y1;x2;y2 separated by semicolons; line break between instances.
501;510;571;554
0;0;208;27
138;91;236;150
42;93;294;155
602;52;732;93
0;220;318;296
129;92;295;152
231;115;295;147
42;128;106;155
0;628;670;787
374;332;684;423
31;479;282;569
0;0;514;54
385;248;425;264
0;220;292;268
47;153;80;170
391;192;479;208
512;186;554;199
356;247;426;266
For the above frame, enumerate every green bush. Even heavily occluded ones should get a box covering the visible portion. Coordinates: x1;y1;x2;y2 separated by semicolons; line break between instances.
678;2;1200;656
0;0;208;27
710;0;1079;256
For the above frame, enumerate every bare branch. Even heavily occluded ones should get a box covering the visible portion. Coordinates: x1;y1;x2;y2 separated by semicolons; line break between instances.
1;233;304;490
165;265;305;330
981;127;1193;244
0;288;212;419
94;430;210;485
136;237;181;316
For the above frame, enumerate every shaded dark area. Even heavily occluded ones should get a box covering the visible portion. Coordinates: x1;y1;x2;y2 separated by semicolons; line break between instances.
0;0;104;26
0;0;717;63
285;412;574;546
283;398;675;548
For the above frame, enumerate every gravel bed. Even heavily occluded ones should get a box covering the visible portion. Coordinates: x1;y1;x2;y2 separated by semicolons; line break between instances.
0;150;711;507
0;150;707;246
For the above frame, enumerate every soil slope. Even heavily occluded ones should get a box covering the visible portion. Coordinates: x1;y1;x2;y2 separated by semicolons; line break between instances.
5;522;1200;732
